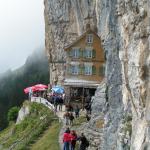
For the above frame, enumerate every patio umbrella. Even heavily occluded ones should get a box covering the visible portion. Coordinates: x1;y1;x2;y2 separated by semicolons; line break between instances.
24;86;37;94
52;86;64;94
34;84;48;89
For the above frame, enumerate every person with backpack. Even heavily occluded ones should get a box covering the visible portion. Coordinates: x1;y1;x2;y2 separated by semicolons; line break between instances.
74;105;80;118
53;95;58;112
70;130;77;150
63;112;70;125
63;128;71;150
58;95;63;111
79;133;89;150
69;113;74;126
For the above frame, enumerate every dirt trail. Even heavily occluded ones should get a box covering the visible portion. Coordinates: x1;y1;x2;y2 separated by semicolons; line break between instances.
56;106;66;150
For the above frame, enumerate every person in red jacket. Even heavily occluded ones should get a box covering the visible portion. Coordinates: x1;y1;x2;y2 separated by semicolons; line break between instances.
63;128;71;150
70;130;77;150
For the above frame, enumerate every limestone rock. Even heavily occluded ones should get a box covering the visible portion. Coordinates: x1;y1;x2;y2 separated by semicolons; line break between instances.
44;0;150;149
16;105;30;124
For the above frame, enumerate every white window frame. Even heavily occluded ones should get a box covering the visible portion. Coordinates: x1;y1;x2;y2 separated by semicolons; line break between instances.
72;47;79;58
86;34;93;44
71;65;79;75
86;49;93;58
84;64;92;75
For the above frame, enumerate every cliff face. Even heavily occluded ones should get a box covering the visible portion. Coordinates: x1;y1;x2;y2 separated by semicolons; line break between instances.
44;0;150;149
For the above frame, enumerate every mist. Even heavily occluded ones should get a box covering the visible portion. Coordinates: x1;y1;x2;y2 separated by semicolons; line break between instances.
0;0;45;73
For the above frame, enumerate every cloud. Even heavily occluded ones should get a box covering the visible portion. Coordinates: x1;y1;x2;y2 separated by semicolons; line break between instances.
0;0;45;73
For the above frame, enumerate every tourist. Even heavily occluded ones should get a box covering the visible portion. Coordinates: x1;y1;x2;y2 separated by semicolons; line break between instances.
70;130;77;150
58;95;63;111
65;103;73;112
79;133;89;150
63;128;71;150
74;105;80;118
69;113;74;126
54;95;59;112
85;95;91;103
63;112;70;125
84;103;91;114
86;114;91;121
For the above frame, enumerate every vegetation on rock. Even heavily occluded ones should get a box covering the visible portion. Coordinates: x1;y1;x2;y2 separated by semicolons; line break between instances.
7;106;20;122
0;102;60;150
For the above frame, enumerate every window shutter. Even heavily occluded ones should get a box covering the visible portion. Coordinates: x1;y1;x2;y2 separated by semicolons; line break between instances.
92;49;96;58
79;64;82;75
92;65;96;75
77;49;79;58
79;64;84;75
99;65;105;76
79;48;82;58
69;49;73;57
67;65;70;74
83;49;87;58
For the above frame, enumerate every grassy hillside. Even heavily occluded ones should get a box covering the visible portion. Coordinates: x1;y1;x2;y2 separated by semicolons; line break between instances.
31;121;61;150
0;49;49;130
0;102;60;150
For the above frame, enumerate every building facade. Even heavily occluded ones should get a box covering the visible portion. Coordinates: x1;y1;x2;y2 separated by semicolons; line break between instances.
64;25;105;103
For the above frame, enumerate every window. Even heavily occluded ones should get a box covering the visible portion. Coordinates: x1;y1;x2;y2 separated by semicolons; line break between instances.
71;65;79;75
83;48;96;58
72;48;79;58
86;34;93;44
84;65;92;75
86;49;93;58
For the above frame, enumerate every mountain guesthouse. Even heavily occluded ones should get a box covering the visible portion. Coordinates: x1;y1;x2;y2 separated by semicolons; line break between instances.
64;24;105;105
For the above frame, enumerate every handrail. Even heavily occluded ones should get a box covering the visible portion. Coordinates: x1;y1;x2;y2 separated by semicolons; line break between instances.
31;97;55;111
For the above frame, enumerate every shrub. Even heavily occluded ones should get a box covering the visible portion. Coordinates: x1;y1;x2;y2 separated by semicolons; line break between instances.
7;106;20;122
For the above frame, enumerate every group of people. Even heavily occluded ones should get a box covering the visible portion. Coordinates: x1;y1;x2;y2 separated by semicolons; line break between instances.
63;104;80;126
63;128;89;150
48;93;65;111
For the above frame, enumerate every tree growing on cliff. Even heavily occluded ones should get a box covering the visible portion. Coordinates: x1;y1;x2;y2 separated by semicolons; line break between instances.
7;106;20;122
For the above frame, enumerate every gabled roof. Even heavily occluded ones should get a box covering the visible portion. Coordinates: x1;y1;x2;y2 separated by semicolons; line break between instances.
64;29;101;51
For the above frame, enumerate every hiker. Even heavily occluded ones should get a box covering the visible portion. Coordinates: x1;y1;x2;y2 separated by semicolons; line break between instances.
63;128;71;150
54;95;59;112
65;103;73;112
86;114;91;121
85;95;91;103
79;133;89;150
69;113;74;126
70;130;77;150
63;112;70;125
84;103;91;114
74;105;80;118
58;95;63;111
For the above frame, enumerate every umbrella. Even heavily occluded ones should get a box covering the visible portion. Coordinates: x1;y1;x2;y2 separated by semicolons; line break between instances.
34;84;48;89
52;86;64;94
38;88;47;91
24;86;37;94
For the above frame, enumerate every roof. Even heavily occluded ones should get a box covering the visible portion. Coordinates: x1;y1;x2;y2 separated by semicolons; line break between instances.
63;78;100;88
64;29;101;51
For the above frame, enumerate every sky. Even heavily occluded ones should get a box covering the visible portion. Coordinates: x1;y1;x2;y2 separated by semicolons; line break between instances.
0;0;45;73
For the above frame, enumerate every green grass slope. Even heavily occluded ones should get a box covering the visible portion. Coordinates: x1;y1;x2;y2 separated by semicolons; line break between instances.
0;102;61;150
31;121;61;150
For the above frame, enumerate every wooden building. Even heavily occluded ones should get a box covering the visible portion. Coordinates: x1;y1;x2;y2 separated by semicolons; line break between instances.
64;24;105;103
